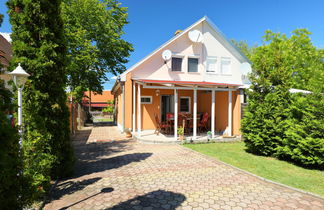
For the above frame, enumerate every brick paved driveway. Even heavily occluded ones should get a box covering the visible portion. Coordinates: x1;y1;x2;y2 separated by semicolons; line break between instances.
45;126;324;210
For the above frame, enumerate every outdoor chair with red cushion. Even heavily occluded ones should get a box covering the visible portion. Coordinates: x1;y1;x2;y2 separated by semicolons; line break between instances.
154;113;171;135
198;112;209;134
166;113;174;133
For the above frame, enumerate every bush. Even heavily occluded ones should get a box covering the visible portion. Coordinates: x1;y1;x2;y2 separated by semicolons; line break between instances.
0;80;23;209
241;88;290;156
103;105;114;113
275;93;324;169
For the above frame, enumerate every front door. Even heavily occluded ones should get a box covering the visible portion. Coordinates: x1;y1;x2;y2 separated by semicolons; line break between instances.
161;95;174;122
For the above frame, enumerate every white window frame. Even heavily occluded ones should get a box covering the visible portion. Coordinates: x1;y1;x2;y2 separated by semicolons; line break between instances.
187;55;200;73
171;55;184;72
179;96;191;113
141;96;152;104
206;56;218;74
220;57;231;75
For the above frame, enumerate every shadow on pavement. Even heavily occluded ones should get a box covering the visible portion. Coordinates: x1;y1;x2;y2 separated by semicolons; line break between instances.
51;177;102;201
74;152;152;177
106;190;186;210
59;187;114;210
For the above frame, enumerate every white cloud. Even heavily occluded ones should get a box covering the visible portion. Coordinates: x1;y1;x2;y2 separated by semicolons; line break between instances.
0;32;12;42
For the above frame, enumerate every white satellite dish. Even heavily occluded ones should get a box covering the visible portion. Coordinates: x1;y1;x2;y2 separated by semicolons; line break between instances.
240;62;252;84
188;30;203;43
162;50;172;63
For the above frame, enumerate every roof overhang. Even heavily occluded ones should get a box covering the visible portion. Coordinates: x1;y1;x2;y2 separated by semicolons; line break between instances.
135;79;241;89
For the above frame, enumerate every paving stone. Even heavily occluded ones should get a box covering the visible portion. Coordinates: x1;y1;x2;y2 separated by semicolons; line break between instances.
44;126;324;210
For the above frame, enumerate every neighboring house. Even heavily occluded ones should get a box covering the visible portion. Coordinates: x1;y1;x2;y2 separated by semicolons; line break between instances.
111;16;251;140
0;33;13;90
82;90;114;111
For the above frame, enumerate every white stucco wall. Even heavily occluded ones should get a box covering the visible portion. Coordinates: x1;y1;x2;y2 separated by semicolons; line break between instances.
131;20;245;85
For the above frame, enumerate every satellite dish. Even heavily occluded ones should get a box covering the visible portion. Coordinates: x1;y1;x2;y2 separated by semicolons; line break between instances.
188;30;203;43
162;50;172;63
240;62;252;84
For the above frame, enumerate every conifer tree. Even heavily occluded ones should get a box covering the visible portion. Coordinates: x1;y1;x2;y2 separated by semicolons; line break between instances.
7;1;74;200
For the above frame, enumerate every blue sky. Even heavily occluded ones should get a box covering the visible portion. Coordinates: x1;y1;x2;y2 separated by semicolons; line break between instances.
1;0;323;90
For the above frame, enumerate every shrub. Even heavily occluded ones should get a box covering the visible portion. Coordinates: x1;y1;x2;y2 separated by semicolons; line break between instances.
241;88;290;155
103;105;114;113
275;93;324;169
0;80;23;208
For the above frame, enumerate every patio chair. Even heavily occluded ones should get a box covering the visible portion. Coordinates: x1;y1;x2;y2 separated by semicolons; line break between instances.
154;113;171;135
166;113;174;133
198;112;209;134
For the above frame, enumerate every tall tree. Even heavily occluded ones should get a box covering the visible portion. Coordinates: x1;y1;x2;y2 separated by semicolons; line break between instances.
7;0;74;202
61;0;133;101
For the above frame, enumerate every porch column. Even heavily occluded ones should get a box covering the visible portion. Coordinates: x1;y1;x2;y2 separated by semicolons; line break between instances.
228;90;232;136
132;82;136;133
174;89;178;139
137;84;141;137
193;87;197;139
122;83;125;132
211;89;215;138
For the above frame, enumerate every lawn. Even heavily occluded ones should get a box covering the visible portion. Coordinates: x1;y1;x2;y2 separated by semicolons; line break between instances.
184;142;324;196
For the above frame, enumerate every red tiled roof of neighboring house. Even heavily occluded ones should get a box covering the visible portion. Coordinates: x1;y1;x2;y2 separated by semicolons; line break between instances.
83;90;114;104
138;79;241;86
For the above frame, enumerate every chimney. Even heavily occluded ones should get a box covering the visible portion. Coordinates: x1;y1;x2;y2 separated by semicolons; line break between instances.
174;30;183;36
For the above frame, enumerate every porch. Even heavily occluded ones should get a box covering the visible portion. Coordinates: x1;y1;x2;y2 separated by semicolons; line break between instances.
133;130;240;144
120;79;242;141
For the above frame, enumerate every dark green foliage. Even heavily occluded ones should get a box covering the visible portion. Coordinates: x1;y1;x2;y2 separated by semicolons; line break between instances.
242;89;290;156
0;80;24;209
241;29;324;169
7;0;74;203
276;93;324;168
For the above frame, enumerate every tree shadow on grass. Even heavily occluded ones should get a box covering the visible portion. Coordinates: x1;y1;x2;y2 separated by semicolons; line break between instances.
106;190;186;210
74;152;152;178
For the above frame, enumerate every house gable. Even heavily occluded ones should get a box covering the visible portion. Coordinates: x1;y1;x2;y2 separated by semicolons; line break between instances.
122;16;250;85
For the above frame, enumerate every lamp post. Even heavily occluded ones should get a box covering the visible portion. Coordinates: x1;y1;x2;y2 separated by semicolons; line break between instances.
9;63;30;144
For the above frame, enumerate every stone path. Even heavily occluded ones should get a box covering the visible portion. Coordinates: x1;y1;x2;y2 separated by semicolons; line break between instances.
44;126;324;210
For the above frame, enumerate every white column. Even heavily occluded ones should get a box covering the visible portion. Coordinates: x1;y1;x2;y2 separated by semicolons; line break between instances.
137;84;141;137
228;90;232;136
211;89;215;138
174;89;178;139
193;88;197;139
132;82;136;133
122;84;125;132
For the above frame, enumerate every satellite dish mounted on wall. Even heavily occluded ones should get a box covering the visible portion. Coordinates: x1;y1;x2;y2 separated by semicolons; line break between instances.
162;49;172;64
240;62;252;84
188;30;203;43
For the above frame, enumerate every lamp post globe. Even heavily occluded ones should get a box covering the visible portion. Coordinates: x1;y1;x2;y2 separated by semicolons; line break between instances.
9;63;30;88
8;63;30;143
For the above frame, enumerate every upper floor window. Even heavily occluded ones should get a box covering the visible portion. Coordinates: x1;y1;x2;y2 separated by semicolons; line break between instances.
221;57;231;75
172;57;182;72
188;58;198;72
206;57;217;73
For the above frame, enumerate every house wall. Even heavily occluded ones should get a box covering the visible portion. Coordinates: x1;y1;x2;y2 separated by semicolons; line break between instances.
122;83;241;135
130;21;244;85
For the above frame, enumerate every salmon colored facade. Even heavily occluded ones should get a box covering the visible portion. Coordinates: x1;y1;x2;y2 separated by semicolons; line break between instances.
112;17;250;139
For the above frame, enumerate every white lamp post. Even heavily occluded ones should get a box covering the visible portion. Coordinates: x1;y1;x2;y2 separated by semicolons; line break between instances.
9;63;30;142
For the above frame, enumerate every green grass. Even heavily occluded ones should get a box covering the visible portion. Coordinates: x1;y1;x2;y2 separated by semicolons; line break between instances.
184;142;324;196
94;118;113;122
